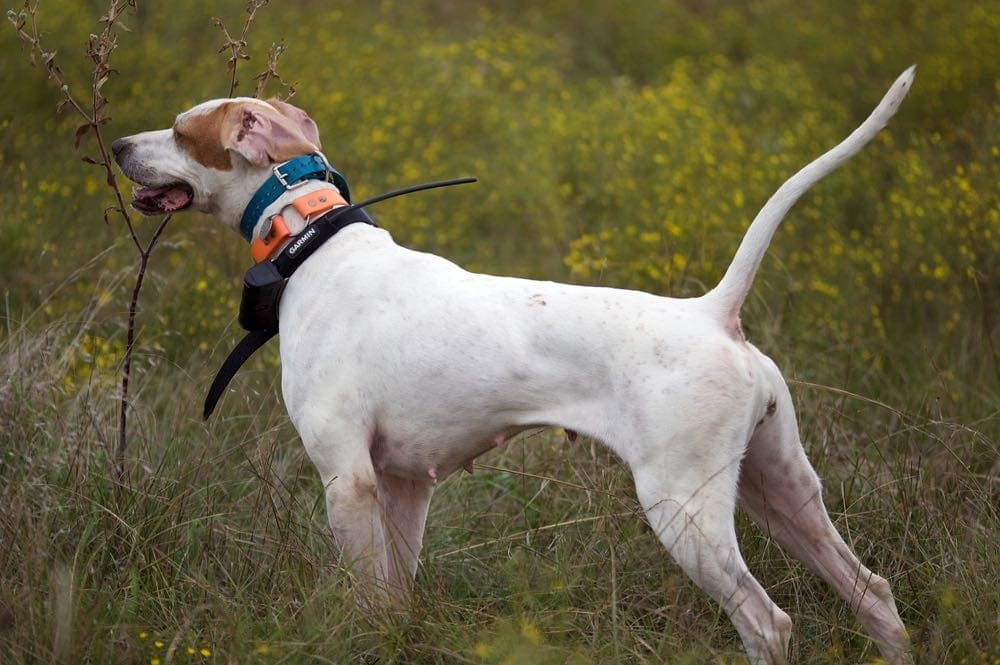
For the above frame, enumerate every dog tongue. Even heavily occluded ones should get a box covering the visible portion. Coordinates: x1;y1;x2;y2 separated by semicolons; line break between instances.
135;185;191;212
159;187;191;211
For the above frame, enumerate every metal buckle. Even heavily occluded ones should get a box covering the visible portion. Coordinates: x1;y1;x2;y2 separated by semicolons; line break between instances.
272;160;310;190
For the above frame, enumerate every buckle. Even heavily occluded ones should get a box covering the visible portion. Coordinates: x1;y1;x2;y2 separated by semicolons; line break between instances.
272;161;310;190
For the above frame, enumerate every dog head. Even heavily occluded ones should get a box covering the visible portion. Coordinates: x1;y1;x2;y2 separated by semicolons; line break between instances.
112;97;322;230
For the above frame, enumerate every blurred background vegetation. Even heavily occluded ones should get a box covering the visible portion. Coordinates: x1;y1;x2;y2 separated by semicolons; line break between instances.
1;0;997;414
0;1;997;663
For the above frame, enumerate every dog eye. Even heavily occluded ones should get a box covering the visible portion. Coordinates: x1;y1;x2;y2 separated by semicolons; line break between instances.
173;128;187;142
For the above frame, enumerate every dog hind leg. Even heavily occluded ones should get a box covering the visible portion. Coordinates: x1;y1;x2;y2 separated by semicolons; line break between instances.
632;453;793;664
738;376;912;663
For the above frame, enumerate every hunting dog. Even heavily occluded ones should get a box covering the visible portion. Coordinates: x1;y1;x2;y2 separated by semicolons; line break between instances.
111;67;915;664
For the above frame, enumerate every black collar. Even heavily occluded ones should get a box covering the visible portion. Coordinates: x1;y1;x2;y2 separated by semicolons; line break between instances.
204;205;376;419
273;205;374;279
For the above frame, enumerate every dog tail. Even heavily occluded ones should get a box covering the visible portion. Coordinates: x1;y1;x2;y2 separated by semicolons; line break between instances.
704;66;915;336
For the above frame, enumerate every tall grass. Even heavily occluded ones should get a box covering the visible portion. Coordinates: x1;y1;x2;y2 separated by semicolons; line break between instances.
1;0;997;663
1;303;996;662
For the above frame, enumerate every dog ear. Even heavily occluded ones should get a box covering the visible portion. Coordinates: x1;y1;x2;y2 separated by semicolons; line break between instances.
266;98;322;148
221;101;320;167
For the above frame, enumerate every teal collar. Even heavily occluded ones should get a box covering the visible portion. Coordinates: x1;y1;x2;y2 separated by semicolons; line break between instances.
239;153;351;242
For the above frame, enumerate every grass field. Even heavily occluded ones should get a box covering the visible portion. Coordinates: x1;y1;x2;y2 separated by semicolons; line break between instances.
1;1;997;663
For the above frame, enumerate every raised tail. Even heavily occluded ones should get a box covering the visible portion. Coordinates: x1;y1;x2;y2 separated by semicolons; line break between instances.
704;66;915;334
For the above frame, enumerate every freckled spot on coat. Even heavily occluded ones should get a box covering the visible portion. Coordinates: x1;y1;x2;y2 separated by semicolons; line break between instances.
529;293;547;306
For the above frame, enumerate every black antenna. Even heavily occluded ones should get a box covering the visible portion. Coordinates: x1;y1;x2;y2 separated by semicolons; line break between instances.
353;176;478;209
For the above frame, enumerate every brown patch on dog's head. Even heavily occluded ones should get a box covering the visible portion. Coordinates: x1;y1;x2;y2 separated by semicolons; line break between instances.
173;102;234;171
172;99;322;171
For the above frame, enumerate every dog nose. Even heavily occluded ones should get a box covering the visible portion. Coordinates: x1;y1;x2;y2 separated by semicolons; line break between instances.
111;137;129;159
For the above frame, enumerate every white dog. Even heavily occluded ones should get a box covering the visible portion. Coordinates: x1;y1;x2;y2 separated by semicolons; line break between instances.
112;67;915;664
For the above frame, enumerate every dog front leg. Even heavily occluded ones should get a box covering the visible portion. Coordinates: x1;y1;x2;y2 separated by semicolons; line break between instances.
321;462;398;607
377;473;434;594
294;413;402;605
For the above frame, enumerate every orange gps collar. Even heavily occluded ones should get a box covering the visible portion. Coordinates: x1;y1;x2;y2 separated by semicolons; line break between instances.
250;188;348;263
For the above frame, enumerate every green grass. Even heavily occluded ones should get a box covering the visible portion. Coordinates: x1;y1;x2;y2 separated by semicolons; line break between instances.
1;1;998;663
1;301;996;663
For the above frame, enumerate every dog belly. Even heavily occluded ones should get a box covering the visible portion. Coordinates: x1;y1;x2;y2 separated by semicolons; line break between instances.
369;422;538;481
360;347;600;481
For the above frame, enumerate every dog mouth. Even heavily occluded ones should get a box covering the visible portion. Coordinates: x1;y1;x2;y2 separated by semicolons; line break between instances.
131;182;195;214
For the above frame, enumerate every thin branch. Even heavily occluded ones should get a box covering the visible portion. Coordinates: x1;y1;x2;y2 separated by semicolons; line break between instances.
8;0;172;482
214;0;269;97
117;213;172;479
252;40;295;100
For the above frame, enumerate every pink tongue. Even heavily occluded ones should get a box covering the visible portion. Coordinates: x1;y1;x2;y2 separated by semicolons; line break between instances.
159;187;190;211
136;185;190;211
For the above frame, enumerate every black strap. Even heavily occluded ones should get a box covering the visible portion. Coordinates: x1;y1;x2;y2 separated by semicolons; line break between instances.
272;205;375;277
203;327;278;418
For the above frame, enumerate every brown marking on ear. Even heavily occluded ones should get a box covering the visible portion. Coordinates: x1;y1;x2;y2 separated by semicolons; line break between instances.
174;103;234;171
